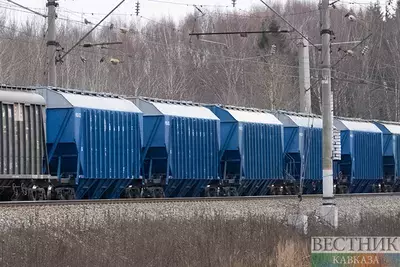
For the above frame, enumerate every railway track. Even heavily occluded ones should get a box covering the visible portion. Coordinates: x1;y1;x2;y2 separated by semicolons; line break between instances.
1;192;399;207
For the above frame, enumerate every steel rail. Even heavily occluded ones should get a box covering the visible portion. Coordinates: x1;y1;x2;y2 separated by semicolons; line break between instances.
0;193;399;207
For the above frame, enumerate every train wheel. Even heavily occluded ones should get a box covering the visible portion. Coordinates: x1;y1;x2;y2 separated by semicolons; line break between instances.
218;187;228;197
11;183;21;201
132;187;142;198
28;187;45;201
143;188;155;198
66;189;76;200
205;187;217;197
383;185;393;193
28;188;35;201
47;186;56;200
56;191;65;200
154;187;164;198
37;188;46;200
125;187;142;198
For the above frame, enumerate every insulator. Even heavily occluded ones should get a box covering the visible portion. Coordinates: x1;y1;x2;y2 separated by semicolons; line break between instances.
110;58;121;65
345;49;354;56
361;45;369;56
348;15;356;21
120;28;129;34
232;0;236;7
136;1;140;16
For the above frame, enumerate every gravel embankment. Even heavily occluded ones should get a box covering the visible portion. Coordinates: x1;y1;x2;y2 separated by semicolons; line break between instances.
1;195;399;229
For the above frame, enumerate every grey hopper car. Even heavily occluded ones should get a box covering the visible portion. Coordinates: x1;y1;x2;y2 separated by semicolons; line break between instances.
0;86;56;200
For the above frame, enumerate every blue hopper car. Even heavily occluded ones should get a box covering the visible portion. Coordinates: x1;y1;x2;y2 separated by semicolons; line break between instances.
274;111;324;194
38;88;143;199
373;121;400;192
208;105;284;196
133;98;220;198
2;84;400;200
334;118;383;193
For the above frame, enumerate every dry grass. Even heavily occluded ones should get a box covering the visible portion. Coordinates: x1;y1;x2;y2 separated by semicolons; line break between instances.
0;211;399;267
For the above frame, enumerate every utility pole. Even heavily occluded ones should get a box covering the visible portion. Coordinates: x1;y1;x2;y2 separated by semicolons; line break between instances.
320;0;338;228
396;82;399;121
298;37;311;113
46;0;58;87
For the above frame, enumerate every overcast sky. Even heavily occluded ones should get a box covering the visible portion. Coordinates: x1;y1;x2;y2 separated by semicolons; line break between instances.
1;0;375;27
2;0;265;25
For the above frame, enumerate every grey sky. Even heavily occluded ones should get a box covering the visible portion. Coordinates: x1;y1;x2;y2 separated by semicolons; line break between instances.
1;0;375;26
3;0;263;24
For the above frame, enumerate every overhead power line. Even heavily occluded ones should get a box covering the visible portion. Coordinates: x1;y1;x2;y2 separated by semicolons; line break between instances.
57;7;130;16
335;70;397;92
331;33;372;68
0;35;43;44
258;0;320;50
139;16;181;32
148;0;229;8
0;3;47;16
58;0;126;62
340;1;371;5
303;35;372;93
0;24;45;37
81;41;123;48
6;0;47;17
285;9;320;17
57;14;184;35
189;30;292;36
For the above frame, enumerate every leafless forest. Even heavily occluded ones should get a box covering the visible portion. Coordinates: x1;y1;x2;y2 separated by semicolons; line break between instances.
1;1;400;120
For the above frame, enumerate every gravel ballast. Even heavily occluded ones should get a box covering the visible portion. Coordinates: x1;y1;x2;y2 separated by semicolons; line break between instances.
1;195;399;229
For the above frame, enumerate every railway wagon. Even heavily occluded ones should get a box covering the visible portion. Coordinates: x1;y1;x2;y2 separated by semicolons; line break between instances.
274;111;324;194
38;88;143;200
208;105;284;196
0;87;55;200
373;121;400;192
334;118;383;193
133;98;220;198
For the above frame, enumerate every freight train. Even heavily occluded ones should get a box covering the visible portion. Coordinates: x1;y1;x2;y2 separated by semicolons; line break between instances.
0;85;399;200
